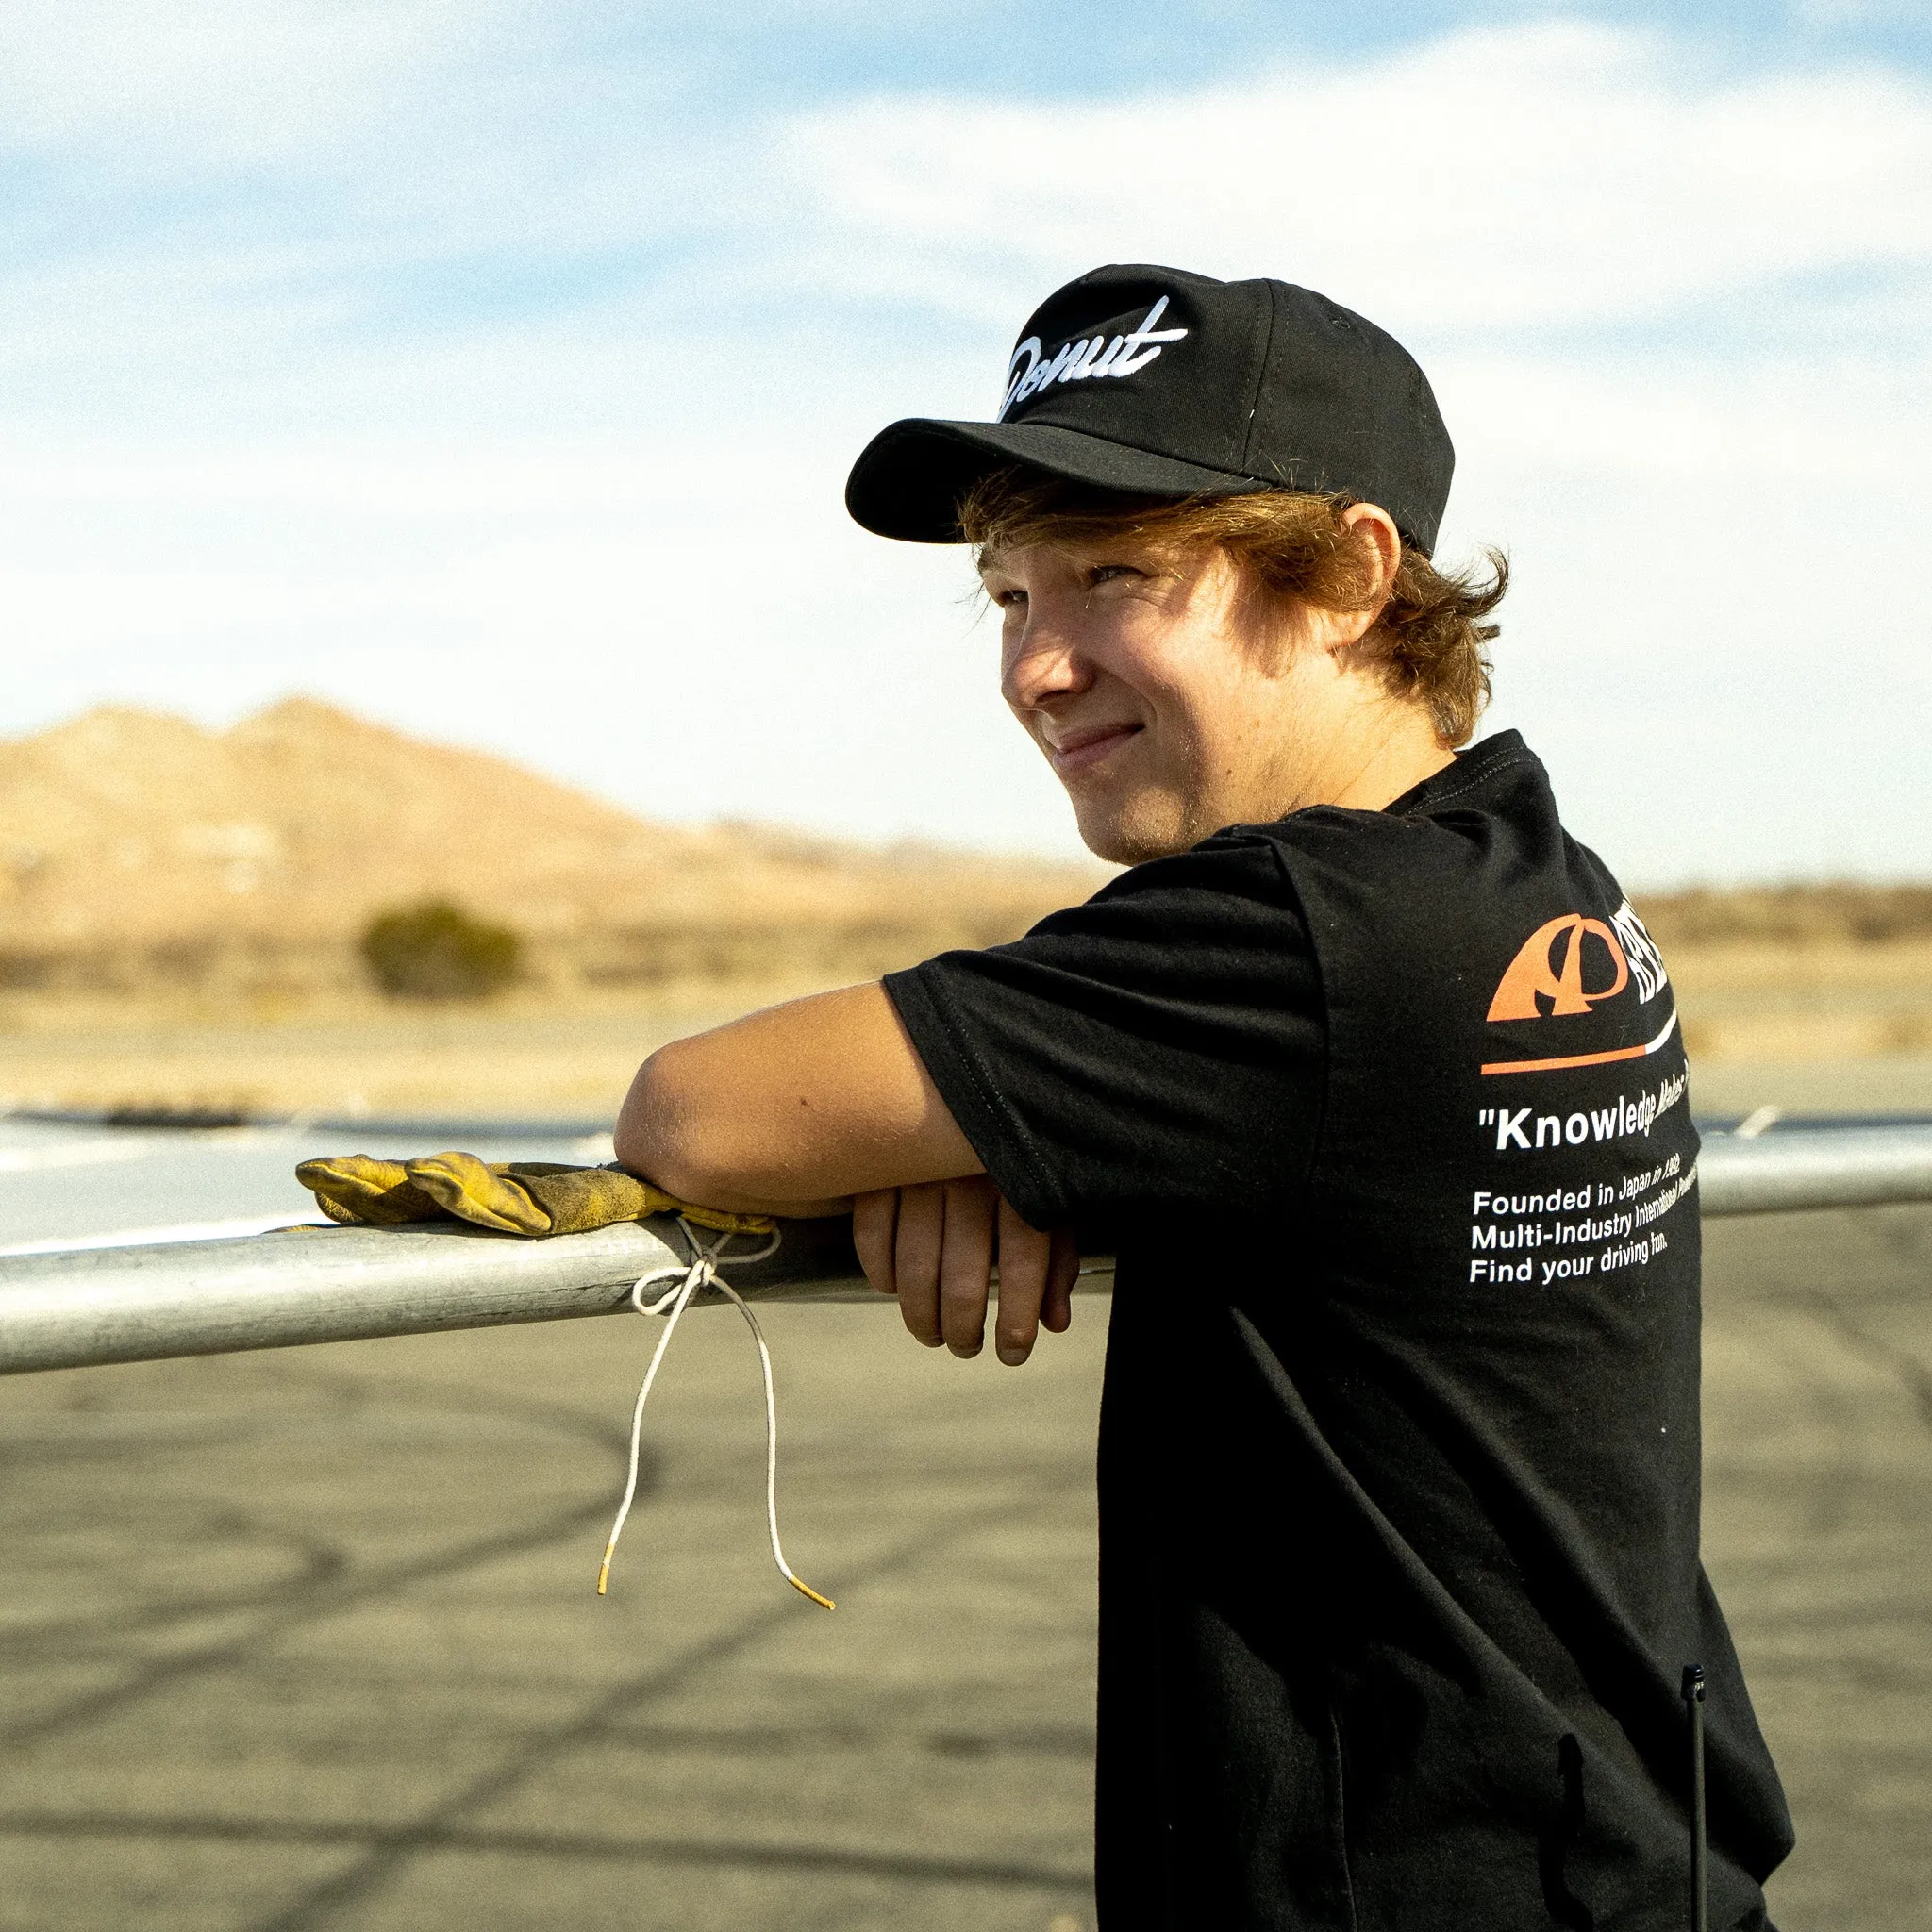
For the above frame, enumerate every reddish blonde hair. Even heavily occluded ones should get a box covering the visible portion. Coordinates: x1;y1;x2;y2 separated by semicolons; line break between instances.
959;470;1507;746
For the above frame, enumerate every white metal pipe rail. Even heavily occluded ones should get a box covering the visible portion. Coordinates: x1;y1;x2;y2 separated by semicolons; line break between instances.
4;1126;1931;1378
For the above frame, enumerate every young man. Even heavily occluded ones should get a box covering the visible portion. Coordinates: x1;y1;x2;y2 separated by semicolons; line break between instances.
614;265;1793;1929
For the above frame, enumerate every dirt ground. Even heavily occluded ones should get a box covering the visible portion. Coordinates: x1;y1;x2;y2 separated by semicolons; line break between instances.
4;939;1932;1123
1670;940;1932;1064
0;994;747;1123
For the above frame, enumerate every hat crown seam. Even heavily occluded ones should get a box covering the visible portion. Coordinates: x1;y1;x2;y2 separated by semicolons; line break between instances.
1237;282;1280;476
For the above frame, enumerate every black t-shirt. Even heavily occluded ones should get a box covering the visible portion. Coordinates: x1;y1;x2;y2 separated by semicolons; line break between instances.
885;732;1792;1932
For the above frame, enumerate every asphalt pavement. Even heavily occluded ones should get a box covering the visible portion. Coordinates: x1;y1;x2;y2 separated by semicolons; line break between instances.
0;1115;1927;1930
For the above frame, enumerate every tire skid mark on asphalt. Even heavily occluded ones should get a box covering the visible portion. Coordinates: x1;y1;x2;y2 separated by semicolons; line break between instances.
1719;1599;1932;1643
0;1522;352;1662
1782;1307;1873;1541
1803;1291;1932;1433
248;1483;1089;1932
0;1490;634;1750
1736;1650;1932;1694
587;1719;1097;1759
0;1810;1090;1895
250;1352;644;1456
0;1357;649;1662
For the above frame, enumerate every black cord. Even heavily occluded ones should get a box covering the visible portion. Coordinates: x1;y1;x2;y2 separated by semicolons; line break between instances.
1682;1664;1707;1932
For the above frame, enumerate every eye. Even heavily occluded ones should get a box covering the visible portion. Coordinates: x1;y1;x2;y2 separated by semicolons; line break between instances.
990;586;1027;609
1085;562;1141;589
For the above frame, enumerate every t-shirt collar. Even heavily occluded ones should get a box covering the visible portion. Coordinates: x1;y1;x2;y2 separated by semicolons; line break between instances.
1381;729;1529;819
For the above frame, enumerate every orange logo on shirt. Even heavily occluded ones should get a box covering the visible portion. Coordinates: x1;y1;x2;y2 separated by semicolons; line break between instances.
1486;915;1629;1023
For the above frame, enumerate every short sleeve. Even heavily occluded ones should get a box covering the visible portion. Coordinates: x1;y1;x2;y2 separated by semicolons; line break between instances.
883;828;1325;1230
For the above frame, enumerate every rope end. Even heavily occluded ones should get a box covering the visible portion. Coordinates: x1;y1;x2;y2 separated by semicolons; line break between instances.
596;1546;615;1596
790;1576;836;1611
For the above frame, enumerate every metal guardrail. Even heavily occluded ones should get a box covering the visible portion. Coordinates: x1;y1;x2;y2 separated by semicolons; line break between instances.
3;1126;1930;1377
1701;1124;1932;1216
0;1215;886;1377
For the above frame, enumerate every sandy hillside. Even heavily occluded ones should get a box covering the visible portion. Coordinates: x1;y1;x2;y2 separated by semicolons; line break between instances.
0;700;1105;997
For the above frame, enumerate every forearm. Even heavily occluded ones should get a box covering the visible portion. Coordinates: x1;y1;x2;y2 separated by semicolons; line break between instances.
613;982;984;1216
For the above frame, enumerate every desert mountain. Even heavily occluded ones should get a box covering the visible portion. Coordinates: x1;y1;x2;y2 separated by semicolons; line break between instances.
0;700;1102;988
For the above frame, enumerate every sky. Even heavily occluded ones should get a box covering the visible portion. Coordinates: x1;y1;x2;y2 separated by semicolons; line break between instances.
3;0;1928;885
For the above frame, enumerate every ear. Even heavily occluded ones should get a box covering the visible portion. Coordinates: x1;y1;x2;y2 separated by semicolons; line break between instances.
1312;503;1402;656
1341;503;1401;593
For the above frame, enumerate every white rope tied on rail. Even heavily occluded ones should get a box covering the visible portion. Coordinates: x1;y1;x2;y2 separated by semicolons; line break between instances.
596;1218;835;1610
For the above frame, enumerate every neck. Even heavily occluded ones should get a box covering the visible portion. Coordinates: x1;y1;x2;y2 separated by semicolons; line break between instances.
1283;706;1456;817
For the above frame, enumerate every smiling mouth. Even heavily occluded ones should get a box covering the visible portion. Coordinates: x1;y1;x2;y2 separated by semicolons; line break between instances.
1045;724;1141;778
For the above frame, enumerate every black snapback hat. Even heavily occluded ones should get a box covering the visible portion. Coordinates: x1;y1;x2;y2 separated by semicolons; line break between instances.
845;263;1455;555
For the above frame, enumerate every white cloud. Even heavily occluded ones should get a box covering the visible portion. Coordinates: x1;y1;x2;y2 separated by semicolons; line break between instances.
0;0;517;167
781;22;1932;336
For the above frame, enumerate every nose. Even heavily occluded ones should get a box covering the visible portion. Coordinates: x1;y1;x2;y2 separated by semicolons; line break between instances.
1000;619;1092;715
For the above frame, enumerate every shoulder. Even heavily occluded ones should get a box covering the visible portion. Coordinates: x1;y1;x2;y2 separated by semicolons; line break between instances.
938;828;1317;1001
1244;734;1646;1021
1085;824;1300;913
1026;827;1312;968
1258;732;1569;883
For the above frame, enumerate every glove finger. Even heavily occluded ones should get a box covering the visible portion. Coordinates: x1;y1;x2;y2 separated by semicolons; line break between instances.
506;1158;776;1236
295;1156;445;1226
510;1161;776;1237
508;1165;651;1235
641;1188;777;1237
407;1152;551;1235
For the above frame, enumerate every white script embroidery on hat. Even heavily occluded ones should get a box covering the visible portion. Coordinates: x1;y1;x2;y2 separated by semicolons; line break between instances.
996;296;1190;422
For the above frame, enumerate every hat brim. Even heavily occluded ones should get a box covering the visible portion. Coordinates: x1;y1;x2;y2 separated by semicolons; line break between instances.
844;418;1270;544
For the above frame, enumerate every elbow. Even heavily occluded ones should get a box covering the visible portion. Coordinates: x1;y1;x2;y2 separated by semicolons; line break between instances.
613;1044;738;1207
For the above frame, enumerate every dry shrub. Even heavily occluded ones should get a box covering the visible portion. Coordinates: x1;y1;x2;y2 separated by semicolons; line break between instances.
360;900;521;1001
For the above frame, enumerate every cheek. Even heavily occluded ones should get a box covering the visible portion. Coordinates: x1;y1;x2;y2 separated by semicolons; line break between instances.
1127;654;1232;757
1104;596;1244;722
1093;630;1186;724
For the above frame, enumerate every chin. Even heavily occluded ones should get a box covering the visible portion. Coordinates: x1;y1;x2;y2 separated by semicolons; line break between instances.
1072;792;1194;867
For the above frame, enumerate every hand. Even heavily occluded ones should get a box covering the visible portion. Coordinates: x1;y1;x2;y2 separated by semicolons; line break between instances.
852;1176;1079;1366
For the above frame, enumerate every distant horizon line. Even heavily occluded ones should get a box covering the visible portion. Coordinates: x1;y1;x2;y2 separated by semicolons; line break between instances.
4;691;1924;896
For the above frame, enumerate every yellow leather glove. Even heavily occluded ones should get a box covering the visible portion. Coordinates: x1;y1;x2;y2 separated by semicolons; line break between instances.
294;1153;774;1238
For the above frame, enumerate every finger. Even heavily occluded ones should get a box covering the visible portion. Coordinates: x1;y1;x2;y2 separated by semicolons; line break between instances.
893;1183;947;1347
1041;1226;1080;1335
992;1194;1053;1365
851;1190;900;1297
939;1177;997;1357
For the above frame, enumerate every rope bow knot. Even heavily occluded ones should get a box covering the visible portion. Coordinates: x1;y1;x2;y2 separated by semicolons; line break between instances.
597;1218;835;1610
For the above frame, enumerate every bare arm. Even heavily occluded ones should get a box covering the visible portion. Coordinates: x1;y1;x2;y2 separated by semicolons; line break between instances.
613;980;1076;1364
613;981;982;1217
